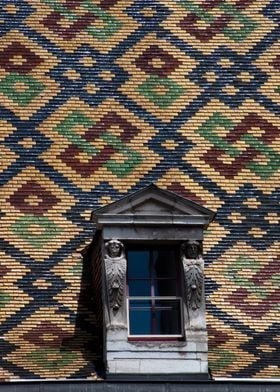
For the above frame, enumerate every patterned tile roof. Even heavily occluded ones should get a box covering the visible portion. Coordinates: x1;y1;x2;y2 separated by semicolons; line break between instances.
0;0;279;380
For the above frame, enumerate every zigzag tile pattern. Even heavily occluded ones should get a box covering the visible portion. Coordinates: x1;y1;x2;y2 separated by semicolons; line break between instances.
0;0;279;380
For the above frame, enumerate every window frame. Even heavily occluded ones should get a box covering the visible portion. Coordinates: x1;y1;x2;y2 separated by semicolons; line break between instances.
126;244;184;340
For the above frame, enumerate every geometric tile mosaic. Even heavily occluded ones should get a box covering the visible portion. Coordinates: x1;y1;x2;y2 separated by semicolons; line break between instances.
26;0;138;54
117;32;200;122
0;30;59;120
0;166;81;262
0;251;31;324
181;99;280;193
38;97;161;192
0;145;18;174
51;253;84;313
254;40;280;106
206;241;279;332
0;0;279;381
161;0;277;55
207;314;258;377
3;306;98;379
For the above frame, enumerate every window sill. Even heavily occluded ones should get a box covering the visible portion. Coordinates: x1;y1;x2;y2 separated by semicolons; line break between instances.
128;337;184;342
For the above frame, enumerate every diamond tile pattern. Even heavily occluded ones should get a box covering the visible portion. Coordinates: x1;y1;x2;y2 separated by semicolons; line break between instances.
0;0;279;381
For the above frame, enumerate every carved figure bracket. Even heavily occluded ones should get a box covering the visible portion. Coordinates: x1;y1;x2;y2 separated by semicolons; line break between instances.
181;241;204;311
104;239;126;312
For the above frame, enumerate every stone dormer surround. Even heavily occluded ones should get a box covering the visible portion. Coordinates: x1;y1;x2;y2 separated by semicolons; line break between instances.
91;184;215;379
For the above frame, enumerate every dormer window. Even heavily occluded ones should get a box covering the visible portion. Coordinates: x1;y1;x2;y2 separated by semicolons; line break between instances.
91;184;215;379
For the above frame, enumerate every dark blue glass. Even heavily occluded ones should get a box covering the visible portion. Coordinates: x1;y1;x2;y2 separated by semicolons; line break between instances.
154;279;177;296
129;300;152;335
153;249;177;278
154;300;181;335
127;250;150;278
128;279;150;296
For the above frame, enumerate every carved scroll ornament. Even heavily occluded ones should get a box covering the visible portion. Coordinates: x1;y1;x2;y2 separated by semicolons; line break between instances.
181;241;203;311
104;239;126;312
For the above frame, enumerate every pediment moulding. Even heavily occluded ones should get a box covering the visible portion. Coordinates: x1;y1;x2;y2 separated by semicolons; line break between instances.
92;184;215;229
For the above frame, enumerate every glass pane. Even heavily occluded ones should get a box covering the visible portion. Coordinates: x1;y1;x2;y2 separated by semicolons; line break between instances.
127;250;150;278
153;249;177;278
154;279;177;296
128;279;151;296
129;299;182;336
154;300;181;335
129;300;152;335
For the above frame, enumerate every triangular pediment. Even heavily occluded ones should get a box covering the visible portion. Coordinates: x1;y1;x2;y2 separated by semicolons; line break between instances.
92;185;215;226
128;198;182;215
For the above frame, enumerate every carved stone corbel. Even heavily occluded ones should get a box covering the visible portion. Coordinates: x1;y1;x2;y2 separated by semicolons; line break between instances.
104;239;127;315
181;241;204;311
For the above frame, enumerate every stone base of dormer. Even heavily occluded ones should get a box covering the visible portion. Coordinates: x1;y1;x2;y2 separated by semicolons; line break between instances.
105;328;209;376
